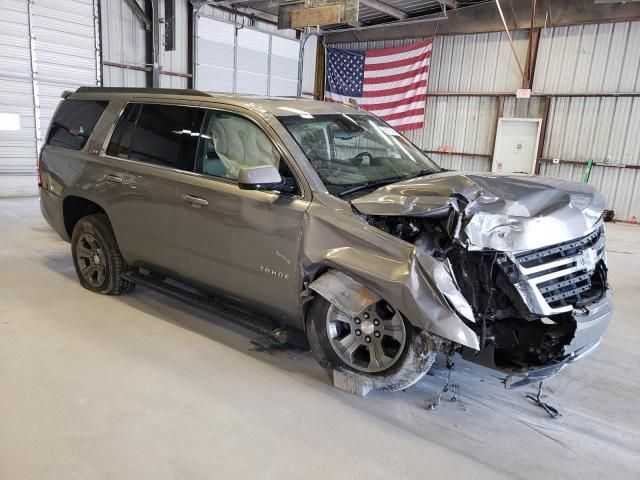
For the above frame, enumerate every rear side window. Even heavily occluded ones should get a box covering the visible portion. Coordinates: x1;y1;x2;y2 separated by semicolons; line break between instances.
47;99;108;150
106;104;141;158
106;103;201;171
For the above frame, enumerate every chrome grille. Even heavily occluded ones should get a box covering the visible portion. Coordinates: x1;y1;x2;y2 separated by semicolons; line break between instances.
509;223;606;316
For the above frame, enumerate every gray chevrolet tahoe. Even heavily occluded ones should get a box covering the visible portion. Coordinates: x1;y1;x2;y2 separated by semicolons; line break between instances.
40;87;612;391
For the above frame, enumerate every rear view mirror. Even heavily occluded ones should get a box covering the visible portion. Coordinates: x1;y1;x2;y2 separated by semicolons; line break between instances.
238;165;283;191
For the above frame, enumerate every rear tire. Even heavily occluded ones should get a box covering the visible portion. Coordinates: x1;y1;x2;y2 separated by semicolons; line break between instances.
71;213;135;295
306;297;436;391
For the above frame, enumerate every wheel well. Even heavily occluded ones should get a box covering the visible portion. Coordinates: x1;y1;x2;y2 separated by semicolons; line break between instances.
63;196;106;237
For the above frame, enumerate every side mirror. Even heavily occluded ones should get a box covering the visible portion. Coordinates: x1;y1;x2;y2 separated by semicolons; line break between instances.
237;165;283;191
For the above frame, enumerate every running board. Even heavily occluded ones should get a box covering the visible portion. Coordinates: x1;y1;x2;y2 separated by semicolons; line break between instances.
123;270;299;346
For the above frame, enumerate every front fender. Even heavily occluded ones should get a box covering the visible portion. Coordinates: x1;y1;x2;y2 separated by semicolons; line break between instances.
302;202;479;350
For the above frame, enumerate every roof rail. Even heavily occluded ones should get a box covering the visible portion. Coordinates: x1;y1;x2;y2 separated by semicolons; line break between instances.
73;87;211;97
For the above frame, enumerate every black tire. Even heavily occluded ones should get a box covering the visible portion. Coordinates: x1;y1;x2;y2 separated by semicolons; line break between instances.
71;213;135;295
306;297;436;392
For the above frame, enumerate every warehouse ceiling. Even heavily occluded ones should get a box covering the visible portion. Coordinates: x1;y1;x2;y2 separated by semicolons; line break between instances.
204;0;490;30
199;0;640;42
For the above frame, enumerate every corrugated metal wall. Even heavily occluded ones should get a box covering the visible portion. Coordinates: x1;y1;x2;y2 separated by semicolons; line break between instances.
328;31;530;173
101;0;147;87
159;0;188;88
329;30;529;93
429;31;529;93
328;21;640;221
535;21;640;221
102;0;190;88
534;22;640;94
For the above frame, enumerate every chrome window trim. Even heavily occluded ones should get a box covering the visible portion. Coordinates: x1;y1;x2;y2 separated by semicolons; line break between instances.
100;100;307;200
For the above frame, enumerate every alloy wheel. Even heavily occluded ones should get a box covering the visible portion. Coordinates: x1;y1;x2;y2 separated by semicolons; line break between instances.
75;233;107;288
326;301;406;373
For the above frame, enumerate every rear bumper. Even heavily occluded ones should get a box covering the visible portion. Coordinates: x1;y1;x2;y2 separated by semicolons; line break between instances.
39;187;69;242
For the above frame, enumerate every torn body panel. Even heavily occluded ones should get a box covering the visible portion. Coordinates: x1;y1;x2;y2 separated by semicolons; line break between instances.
303;196;480;350
352;171;605;252
316;172;611;380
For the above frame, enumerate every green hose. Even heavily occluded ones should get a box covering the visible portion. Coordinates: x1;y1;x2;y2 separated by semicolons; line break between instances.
582;157;593;184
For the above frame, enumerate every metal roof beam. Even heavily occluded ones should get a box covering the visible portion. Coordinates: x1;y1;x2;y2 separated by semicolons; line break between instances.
123;0;151;30
360;0;409;19
202;1;278;23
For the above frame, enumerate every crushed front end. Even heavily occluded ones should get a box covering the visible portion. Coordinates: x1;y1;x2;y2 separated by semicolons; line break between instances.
449;223;611;386
351;173;613;387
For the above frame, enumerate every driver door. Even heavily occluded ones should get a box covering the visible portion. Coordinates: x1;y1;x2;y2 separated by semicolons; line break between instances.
174;107;309;324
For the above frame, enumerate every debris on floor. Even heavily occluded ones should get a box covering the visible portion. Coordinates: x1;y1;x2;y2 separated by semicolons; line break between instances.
426;357;465;411
525;382;562;418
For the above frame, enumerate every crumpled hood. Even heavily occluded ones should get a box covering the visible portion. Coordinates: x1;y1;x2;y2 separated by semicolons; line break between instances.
351;171;604;252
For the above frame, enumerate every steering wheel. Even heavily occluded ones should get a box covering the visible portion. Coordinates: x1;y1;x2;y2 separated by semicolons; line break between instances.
352;151;373;166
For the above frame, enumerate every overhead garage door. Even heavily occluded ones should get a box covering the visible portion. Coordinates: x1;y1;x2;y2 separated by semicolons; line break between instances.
32;0;100;141
269;35;299;97
0;0;99;197
196;16;300;97
0;0;37;197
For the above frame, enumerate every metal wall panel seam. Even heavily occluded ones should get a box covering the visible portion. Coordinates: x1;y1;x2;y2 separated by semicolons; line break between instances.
267;33;272;96
27;0;41;155
94;0;102;86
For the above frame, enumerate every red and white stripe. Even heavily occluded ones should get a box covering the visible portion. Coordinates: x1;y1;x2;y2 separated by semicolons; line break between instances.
326;39;432;131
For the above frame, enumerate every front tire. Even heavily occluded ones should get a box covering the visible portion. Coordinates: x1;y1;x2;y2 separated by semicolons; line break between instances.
71;213;135;295
306;297;436;391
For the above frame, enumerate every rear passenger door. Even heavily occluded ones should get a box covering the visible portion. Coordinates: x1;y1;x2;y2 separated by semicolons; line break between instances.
101;102;202;275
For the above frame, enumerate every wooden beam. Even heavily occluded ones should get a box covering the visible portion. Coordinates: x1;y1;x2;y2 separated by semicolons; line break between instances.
360;0;408;19
292;4;343;28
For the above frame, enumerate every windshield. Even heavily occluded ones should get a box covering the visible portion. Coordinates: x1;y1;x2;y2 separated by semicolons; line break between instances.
279;113;440;196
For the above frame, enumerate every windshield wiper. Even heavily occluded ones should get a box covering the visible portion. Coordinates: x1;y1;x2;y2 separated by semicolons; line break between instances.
338;175;406;198
337;169;438;198
405;168;437;180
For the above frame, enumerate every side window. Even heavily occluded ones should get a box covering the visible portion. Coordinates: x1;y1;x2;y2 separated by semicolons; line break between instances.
106;103;140;157
106;103;201;171
47;99;108;150
196;110;283;182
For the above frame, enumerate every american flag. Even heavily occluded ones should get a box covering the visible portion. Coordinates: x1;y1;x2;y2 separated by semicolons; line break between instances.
324;39;432;131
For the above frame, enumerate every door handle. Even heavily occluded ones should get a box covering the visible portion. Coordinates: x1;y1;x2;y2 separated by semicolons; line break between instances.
181;194;209;207
106;174;123;184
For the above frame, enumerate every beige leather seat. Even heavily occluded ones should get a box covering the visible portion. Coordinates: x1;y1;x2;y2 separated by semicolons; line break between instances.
207;115;280;179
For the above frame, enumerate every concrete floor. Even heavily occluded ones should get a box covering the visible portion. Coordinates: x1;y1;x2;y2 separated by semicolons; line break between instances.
1;197;639;480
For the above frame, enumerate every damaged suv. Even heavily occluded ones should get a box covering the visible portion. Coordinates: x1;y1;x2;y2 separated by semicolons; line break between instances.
40;88;612;391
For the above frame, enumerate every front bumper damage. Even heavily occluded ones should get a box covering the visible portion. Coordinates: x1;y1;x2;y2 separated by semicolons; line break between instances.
305;173;612;384
464;292;612;387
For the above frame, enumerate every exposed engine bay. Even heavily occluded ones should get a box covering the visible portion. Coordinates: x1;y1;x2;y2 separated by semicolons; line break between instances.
361;194;609;373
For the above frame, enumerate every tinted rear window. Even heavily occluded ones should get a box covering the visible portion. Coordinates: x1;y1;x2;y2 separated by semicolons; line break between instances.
107;103;201;171
47;99;108;150
106;103;141;158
